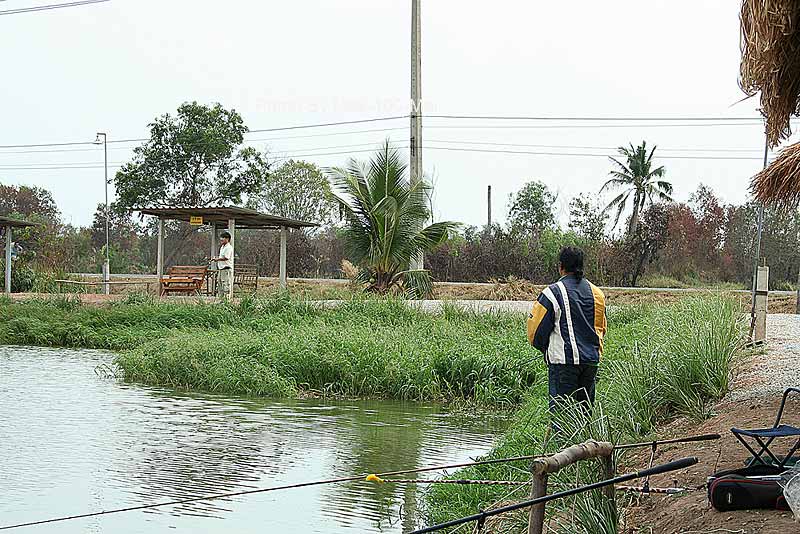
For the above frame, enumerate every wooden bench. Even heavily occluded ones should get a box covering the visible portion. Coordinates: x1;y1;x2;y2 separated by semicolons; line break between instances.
234;264;259;294
160;265;208;296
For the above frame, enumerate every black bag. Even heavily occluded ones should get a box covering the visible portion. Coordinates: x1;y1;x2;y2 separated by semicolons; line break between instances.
707;465;789;512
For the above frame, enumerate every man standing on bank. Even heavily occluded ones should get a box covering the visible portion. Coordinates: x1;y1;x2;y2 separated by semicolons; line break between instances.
527;246;606;412
212;231;234;298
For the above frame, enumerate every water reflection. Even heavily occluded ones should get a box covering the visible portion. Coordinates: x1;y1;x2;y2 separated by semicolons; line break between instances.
0;346;506;533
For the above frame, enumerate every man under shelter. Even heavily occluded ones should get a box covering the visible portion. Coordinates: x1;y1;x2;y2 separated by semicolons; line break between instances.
526;246;607;413
212;231;234;298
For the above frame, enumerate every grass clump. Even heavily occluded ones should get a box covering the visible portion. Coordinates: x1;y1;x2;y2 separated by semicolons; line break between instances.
0;295;539;404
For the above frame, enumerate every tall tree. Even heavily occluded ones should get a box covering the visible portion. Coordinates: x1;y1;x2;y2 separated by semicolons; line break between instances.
507;180;556;236
329;142;458;298
114;102;268;208
252;159;337;227
601;141;673;237
568;194;608;242
0;183;60;222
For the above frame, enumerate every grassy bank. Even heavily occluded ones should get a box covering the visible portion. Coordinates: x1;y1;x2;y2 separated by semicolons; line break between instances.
0;294;540;404
424;297;745;532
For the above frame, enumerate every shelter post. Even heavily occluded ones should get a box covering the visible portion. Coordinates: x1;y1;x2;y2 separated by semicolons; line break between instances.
4;227;11;296
279;226;288;291
156;217;165;295
209;223;217;260
228;218;235;299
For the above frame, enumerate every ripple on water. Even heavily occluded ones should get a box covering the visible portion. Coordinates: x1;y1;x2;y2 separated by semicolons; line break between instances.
0;346;507;534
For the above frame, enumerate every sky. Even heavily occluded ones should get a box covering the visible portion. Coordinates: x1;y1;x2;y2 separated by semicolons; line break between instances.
1;0;795;229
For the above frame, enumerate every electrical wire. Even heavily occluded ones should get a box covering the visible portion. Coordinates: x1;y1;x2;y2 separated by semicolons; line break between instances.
426;114;766;122
0;0;110;16
0;115;772;150
422;145;764;161
423;139;764;153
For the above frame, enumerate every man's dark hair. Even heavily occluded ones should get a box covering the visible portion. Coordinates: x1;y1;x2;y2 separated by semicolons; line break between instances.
220;231;232;240
559;246;584;279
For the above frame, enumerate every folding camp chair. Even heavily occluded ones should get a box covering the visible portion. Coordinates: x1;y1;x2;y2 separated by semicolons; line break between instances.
731;387;800;468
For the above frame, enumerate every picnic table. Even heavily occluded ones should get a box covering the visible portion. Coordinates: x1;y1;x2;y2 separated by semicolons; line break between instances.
160;265;208;296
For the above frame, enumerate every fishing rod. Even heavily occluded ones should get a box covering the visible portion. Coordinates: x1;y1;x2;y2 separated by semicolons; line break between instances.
613;433;720;450
369;477;688;494
0;434;716;531
0;454;545;531
409;457;699;534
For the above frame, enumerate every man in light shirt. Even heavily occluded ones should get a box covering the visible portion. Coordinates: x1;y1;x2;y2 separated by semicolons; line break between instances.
212;231;234;298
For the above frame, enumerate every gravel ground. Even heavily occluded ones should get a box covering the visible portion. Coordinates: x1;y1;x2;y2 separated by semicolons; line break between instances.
729;313;800;402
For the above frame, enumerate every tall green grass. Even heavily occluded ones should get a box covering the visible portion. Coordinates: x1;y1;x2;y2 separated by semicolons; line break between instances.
424;296;745;532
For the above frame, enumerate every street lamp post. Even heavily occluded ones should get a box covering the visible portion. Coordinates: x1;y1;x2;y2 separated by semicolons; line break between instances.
94;132;110;295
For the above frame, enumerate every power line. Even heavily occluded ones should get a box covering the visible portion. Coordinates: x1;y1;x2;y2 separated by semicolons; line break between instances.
424;139;764;153
0;117;773;150
0;0;110;16
422;145;764;161
426;114;766;122
0;146;411;171
248;115;408;133
422;122;764;130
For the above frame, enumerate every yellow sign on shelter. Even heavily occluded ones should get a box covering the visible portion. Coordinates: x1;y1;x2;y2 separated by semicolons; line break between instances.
189;216;203;226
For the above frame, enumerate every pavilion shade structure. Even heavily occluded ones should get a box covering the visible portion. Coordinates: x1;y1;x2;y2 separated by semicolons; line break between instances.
1;216;37;296
135;207;317;230
135;207;317;297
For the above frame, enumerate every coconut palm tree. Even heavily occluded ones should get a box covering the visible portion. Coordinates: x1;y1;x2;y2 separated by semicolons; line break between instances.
601;141;673;237
329;141;459;298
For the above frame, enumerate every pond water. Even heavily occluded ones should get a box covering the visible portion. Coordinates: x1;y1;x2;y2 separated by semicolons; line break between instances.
0;346;506;533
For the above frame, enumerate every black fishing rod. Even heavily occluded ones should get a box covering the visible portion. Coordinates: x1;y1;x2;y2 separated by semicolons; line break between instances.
614;433;720;450
408;457;699;534
0;434;716;531
0;454;546;531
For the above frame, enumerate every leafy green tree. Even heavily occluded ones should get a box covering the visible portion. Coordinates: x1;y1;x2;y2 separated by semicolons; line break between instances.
252;159;337;227
329;142;458;298
568;194;608;242
114;102;268;208
507;180;557;236
602;141;673;237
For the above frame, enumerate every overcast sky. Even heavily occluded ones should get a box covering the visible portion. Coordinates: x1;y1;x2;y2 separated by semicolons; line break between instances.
1;0;793;228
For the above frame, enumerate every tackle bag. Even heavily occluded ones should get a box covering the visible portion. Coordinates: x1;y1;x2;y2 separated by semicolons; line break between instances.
707;464;789;512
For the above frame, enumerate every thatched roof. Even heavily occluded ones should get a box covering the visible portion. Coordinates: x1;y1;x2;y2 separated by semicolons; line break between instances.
740;0;800;146
751;141;800;206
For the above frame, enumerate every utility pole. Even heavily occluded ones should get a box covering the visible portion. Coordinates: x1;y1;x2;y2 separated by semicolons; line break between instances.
410;0;423;270
487;185;492;228
94;132;110;295
749;133;769;340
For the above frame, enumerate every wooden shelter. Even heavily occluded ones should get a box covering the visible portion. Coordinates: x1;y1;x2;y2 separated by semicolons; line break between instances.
136;207;317;298
0;215;37;296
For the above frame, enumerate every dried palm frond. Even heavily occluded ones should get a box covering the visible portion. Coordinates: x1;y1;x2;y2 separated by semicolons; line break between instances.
751;141;800;207
740;0;800;146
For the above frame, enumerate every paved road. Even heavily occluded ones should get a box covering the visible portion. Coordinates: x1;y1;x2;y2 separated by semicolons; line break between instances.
69;273;799;297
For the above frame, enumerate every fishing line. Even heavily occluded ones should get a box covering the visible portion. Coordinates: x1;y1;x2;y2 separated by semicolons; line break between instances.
0;434;720;531
0;454;545;531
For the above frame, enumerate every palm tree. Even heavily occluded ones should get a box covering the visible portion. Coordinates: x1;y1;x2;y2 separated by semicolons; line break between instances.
601;141;673;237
329;141;459;298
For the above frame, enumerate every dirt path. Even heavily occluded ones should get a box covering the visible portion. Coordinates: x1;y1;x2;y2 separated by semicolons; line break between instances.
730;314;800;403
625;315;800;533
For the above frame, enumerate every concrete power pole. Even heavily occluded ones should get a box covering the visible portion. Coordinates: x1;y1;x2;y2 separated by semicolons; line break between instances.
487;185;492;228
410;0;423;271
